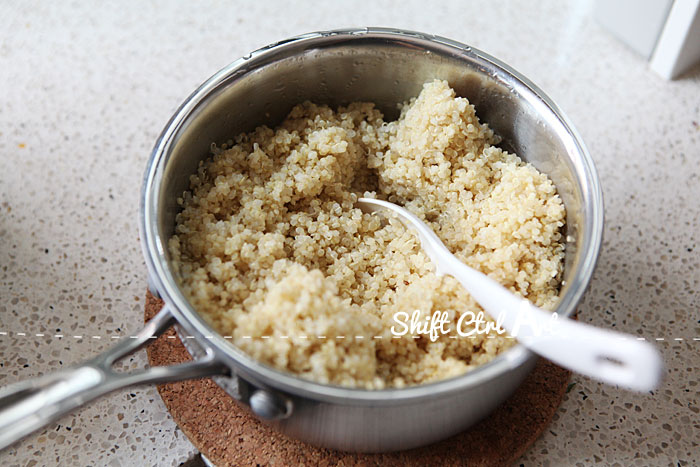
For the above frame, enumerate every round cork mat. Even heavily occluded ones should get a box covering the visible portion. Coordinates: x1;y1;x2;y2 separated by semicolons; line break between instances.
145;291;570;466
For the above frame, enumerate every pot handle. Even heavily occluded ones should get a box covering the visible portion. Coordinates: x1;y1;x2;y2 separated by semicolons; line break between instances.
0;306;227;451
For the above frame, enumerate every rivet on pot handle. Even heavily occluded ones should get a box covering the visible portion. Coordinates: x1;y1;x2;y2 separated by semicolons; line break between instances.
0;306;228;451
249;388;293;420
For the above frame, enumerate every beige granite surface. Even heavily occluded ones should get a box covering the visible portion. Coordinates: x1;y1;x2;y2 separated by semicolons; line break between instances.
0;1;698;465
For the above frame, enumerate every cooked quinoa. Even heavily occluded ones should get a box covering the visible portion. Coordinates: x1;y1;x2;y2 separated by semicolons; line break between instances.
169;79;566;389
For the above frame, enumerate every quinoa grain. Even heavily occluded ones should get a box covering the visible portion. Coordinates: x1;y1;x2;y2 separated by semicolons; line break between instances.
169;80;566;389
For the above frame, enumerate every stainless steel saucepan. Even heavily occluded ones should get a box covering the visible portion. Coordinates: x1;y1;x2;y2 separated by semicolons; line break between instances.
0;27;603;453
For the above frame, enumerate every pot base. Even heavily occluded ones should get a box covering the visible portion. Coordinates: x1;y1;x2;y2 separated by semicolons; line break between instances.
145;291;570;465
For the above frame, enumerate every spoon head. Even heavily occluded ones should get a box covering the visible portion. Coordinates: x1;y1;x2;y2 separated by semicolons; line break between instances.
356;198;453;275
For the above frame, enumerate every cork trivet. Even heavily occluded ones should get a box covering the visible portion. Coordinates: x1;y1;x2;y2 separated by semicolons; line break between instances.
145;291;570;466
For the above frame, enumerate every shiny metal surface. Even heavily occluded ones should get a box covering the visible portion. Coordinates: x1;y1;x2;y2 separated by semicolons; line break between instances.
140;27;603;452
0;306;225;450
0;27;603;454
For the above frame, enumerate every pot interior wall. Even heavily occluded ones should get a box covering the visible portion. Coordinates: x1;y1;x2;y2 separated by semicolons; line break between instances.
157;35;586;302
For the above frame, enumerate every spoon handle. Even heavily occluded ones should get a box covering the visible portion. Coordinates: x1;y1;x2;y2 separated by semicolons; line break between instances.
443;256;663;392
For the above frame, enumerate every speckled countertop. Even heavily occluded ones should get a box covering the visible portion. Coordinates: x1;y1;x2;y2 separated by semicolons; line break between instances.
0;1;698;465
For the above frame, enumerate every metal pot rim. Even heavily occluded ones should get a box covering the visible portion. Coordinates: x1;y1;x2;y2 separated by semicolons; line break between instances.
139;27;604;404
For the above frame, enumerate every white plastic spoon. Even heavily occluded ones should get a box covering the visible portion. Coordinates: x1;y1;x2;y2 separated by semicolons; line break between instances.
357;197;663;392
